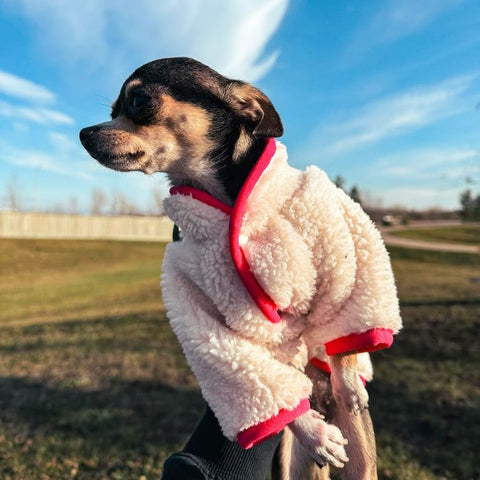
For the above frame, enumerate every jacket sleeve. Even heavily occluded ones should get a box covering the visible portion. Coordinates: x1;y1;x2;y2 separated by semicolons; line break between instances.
271;166;401;355
162;250;312;449
322;191;402;355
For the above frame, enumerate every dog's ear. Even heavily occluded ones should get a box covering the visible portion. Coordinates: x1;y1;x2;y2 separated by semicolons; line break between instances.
226;83;284;137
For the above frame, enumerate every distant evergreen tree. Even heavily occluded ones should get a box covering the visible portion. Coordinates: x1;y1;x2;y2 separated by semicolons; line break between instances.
334;175;346;191
459;189;480;221
475;194;480;220
333;176;363;205
349;185;362;205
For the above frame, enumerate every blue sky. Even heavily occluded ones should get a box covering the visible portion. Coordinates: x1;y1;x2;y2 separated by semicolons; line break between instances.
0;0;479;212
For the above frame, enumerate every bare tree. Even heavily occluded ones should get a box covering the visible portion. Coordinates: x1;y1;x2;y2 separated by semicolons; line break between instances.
151;185;165;216
361;192;384;210
110;191;140;216
49;203;66;214
6;178;23;211
68;196;79;215
91;188;107;215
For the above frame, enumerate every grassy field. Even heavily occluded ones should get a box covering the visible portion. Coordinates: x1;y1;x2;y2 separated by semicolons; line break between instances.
0;238;479;479
391;225;480;246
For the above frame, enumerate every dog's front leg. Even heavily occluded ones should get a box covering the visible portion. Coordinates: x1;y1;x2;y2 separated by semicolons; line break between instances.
288;409;349;469
330;353;369;414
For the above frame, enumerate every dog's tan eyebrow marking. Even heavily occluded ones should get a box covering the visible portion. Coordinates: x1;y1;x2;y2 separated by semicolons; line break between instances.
124;79;143;98
111;79;142;118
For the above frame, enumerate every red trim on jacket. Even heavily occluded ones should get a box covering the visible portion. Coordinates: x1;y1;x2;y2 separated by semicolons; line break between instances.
169;138;281;324
229;138;281;324
325;328;394;356
169;185;232;216
309;357;332;374
237;398;310;449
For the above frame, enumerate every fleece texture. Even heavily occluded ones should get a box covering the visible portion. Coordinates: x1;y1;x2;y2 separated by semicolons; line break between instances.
161;138;401;447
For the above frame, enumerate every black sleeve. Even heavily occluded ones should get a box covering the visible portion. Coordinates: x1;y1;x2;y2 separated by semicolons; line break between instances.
162;406;283;480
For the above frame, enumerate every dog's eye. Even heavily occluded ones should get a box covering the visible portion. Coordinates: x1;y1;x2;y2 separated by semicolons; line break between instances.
130;94;150;109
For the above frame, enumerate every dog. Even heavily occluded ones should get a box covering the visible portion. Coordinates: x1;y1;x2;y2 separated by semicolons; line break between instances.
80;57;381;479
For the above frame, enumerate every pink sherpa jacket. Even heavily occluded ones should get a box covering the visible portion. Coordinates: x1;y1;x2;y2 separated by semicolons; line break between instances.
161;138;402;449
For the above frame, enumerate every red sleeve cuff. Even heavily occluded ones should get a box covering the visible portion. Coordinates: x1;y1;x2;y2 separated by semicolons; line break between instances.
237;398;310;449
309;357;332;374
325;328;394;355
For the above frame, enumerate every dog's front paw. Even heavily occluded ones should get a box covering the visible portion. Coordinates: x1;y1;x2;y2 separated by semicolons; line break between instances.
290;410;349;469
312;418;349;468
331;371;369;414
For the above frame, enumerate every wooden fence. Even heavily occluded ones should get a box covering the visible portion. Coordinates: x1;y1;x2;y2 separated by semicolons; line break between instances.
0;211;174;242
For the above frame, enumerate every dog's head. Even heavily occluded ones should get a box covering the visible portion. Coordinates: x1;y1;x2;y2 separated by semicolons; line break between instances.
80;57;283;197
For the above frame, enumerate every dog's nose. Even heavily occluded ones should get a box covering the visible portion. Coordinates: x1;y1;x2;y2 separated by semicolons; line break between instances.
79;125;101;144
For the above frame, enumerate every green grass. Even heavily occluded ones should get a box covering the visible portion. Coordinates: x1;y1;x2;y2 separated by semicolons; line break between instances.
0;314;204;479
0;238;479;479
389;246;480;303
372;302;479;480
0;239;166;324
391;225;480;246
372;246;480;480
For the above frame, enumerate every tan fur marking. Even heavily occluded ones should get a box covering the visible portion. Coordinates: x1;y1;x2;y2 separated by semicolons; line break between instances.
229;84;271;112
332;352;359;370
233;128;253;162
159;94;214;160
124;78;143;97
330;402;377;480
227;83;283;137
228;84;262;115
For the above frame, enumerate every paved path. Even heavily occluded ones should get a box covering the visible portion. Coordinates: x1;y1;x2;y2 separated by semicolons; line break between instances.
380;227;479;254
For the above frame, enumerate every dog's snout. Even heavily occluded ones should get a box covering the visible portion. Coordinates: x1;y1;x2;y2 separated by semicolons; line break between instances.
79;125;101;144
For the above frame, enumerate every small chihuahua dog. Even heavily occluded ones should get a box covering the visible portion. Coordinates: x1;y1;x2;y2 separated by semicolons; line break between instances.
80;57;377;479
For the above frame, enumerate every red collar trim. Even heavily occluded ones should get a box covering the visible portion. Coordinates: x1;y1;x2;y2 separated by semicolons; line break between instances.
229;138;281;323
169;138;281;324
169;185;232;216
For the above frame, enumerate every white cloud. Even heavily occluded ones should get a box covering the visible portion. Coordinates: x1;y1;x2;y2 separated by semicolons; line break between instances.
0;69;55;103
48;132;78;151
6;0;289;83
347;0;464;54
0;100;74;125
374;148;479;178
364;146;479;209
0;137;97;180
298;74;477;162
374;185;462;210
37;109;74;125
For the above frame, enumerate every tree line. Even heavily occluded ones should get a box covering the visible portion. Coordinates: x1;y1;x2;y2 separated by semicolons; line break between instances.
4;177;478;221
459;189;480;221
3;180;165;217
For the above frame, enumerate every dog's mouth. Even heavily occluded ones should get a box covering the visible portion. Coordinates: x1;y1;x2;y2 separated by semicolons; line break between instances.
94;150;146;170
